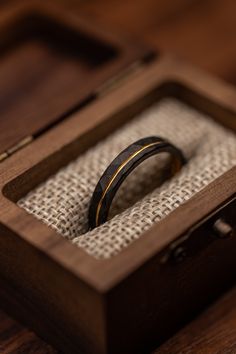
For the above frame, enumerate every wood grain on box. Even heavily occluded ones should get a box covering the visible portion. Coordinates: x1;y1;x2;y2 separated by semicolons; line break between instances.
0;0;149;159
0;56;235;353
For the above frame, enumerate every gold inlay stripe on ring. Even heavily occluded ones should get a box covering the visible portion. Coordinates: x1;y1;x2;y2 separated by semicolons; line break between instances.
95;141;163;226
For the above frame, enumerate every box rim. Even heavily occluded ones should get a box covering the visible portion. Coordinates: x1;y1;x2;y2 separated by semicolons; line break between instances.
0;55;235;292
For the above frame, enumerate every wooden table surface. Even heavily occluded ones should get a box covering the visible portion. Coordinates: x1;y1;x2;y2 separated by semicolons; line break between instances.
1;0;236;352
155;286;236;354
0;309;55;354
1;285;236;353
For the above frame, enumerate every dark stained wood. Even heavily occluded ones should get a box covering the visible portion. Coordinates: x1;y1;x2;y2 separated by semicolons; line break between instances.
0;302;55;354
0;310;54;353
0;57;235;353
0;1;235;353
155;286;236;354
71;0;236;85
1;285;236;354
0;1;148;157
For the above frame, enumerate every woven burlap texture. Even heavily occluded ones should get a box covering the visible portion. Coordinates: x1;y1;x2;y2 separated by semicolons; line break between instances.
18;98;236;259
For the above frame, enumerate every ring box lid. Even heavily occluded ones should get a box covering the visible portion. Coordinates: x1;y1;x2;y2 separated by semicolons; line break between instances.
0;0;152;160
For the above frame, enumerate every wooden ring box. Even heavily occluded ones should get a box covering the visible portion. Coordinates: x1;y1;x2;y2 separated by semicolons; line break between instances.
0;2;235;354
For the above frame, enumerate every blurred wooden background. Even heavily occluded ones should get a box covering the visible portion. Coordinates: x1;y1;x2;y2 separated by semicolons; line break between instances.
0;0;236;352
72;0;236;85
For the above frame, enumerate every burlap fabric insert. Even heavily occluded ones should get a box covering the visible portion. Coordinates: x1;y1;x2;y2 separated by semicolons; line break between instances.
18;99;236;258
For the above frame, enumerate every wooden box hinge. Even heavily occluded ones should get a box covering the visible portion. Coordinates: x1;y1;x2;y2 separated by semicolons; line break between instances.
0;136;33;163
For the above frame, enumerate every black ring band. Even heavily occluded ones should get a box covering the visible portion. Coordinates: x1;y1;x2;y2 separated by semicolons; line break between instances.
88;136;186;230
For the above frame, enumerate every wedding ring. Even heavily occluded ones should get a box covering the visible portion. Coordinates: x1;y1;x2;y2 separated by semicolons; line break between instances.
88;136;186;229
